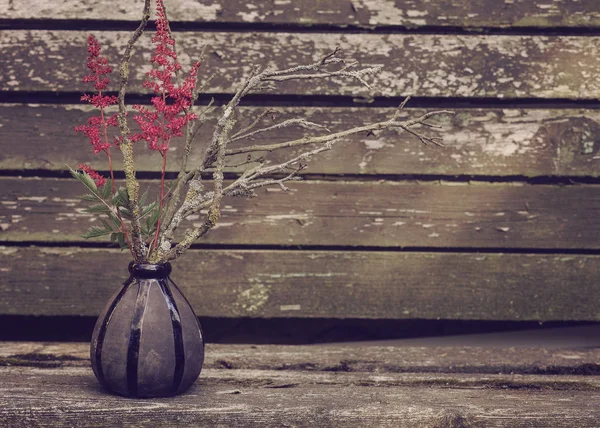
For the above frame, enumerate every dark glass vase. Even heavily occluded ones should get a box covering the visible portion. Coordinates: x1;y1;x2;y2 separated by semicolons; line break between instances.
90;262;204;398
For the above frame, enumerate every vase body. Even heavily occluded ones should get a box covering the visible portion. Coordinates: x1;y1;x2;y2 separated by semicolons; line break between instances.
90;262;204;398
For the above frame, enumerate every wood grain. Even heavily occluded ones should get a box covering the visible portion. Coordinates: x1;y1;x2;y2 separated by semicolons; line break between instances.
1;366;599;427
2;0;599;29
2;177;600;249
2;31;600;99
4;342;600;374
2;104;599;177
1;342;599;427
1;247;598;320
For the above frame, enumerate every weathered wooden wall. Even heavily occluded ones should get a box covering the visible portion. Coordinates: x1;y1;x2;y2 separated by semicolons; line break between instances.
2;2;600;426
1;0;599;326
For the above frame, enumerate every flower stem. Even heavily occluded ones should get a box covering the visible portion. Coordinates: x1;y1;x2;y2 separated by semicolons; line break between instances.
152;151;168;253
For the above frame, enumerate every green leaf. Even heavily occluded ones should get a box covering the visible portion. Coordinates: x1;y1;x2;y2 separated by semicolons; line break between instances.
109;232;129;251
68;165;99;196
111;187;128;206
78;194;97;202
117;232;127;250
101;179;113;199
139;188;149;206
118;206;133;219
85;203;112;214
147;205;161;227
107;211;121;227
82;225;111;239
140;201;158;219
100;219;114;232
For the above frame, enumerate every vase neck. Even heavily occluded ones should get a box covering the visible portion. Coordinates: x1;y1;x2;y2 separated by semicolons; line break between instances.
128;261;172;279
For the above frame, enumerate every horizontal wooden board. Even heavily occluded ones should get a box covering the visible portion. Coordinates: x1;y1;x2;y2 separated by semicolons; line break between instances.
1;247;598;320
2;0;600;29
2;178;600;249
2;104;600;177
1;367;599;427
3;365;600;393
1;342;600;427
2;31;600;98
4;342;600;374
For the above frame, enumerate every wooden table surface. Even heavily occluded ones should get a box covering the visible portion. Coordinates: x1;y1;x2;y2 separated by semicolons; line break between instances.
1;340;599;427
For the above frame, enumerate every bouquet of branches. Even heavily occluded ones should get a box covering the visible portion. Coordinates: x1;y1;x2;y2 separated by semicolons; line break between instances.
70;0;452;265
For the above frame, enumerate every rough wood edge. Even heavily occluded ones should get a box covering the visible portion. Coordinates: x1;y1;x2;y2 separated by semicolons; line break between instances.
2;0;600;29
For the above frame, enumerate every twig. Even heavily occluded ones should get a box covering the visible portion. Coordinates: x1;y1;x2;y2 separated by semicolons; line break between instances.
230;109;274;140
229;118;330;143
224;109;452;156
153;45;452;263
162;110;236;261
116;0;151;262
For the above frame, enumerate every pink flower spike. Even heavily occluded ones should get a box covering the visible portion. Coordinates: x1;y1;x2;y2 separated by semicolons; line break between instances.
129;1;202;156
75;34;119;154
82;35;113;90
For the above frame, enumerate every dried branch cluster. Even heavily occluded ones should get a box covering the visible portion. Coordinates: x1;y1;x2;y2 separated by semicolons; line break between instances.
84;0;452;264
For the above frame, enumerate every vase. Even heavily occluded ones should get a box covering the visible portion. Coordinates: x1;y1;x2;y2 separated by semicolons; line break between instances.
90;262;204;398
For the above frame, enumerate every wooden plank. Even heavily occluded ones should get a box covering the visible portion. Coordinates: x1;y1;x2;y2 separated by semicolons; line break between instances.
1;343;599;427
0;247;598;320
3;178;600;249
1;366;599;427
2;31;600;99
4;364;599;394
2;104;600;177
4;342;600;374
2;0;600;29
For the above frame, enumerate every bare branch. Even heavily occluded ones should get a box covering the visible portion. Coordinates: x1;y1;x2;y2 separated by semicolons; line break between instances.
230;169;305;195
224;109;453;157
161;107;237;261
320;47;342;64
230;109;273;140
230;118;330;144
116;0;151;262
225;154;265;169
397;95;411;112
221;143;334;200
263;65;382;89
154;46;212;259
150;44;452;263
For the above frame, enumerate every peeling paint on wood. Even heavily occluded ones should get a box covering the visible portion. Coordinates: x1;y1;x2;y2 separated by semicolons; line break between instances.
1;31;600;98
0;247;599;320
2;105;600;176
2;177;600;249
2;0;599;29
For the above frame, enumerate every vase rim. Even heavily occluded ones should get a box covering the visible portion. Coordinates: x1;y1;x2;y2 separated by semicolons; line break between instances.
128;261;172;277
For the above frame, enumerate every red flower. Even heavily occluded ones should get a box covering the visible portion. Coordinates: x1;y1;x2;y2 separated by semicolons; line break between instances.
82;35;114;91
81;93;118;109
78;164;107;187
75;35;118;153
74;114;119;154
131;0;200;155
